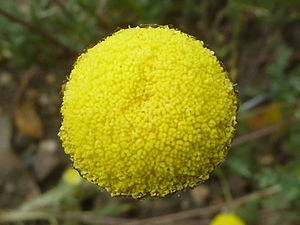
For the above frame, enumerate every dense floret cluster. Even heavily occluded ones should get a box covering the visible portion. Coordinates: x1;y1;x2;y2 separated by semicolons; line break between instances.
59;26;238;198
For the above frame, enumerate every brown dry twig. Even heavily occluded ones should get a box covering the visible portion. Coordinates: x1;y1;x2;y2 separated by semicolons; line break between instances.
0;211;58;225
232;119;291;147
0;211;132;225
123;185;281;225
62;213;133;225
0;8;77;57
0;185;281;225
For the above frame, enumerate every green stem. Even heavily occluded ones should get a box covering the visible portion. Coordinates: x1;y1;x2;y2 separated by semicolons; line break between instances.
216;169;234;211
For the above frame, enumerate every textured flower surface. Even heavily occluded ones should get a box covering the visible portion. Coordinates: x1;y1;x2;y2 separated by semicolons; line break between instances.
59;26;238;198
210;213;246;225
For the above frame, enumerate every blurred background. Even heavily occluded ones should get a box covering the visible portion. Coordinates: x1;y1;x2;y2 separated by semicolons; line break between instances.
0;0;300;225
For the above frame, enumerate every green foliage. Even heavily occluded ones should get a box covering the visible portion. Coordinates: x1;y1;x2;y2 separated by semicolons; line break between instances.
225;144;254;177
0;0;299;224
266;44;297;102
256;167;300;221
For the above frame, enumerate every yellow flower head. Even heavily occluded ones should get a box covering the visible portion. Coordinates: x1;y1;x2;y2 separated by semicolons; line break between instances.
59;26;238;198
62;168;82;186
210;213;246;225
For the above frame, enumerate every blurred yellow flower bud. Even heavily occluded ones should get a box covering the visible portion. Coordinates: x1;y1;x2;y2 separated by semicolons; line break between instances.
62;168;82;186
210;213;246;225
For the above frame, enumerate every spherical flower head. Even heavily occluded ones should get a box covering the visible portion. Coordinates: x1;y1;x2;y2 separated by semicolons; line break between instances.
59;25;238;198
210;213;246;225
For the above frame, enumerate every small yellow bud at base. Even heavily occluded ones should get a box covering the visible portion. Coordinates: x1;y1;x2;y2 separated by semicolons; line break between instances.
62;168;82;186
210;213;246;225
